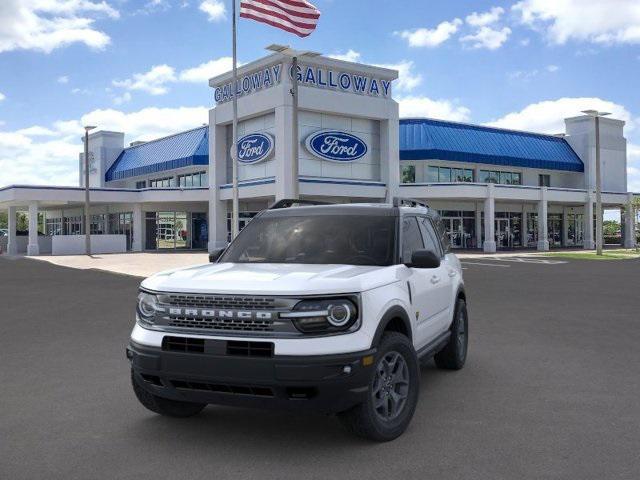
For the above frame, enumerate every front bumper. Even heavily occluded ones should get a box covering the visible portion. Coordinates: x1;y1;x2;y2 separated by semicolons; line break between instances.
128;341;376;414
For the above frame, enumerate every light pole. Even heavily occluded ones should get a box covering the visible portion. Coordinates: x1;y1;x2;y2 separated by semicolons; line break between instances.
83;125;96;255
266;44;320;200
581;110;610;256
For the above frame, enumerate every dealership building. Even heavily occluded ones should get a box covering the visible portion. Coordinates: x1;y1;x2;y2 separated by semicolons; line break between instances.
0;52;637;256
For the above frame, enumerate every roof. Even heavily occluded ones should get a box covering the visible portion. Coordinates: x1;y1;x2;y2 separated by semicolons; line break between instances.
399;118;584;172
105;126;209;182
264;203;398;217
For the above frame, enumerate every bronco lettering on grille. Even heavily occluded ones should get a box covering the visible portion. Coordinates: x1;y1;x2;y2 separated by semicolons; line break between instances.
166;308;275;320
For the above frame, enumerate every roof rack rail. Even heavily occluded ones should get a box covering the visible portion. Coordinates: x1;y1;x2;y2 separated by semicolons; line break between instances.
392;197;430;209
268;198;331;210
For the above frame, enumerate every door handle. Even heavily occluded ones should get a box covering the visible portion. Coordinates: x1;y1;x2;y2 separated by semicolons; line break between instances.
448;270;457;277
430;276;440;284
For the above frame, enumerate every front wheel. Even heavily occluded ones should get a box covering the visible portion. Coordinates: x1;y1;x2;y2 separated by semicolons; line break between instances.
131;370;206;417
434;298;468;370
338;332;419;442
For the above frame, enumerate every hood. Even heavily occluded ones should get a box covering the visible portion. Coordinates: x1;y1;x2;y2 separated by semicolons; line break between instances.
141;262;401;295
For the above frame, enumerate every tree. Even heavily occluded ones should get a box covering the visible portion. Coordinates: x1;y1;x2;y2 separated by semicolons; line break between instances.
0;211;6;230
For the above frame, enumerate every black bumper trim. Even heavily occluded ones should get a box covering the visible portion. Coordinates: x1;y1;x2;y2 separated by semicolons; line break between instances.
128;341;376;414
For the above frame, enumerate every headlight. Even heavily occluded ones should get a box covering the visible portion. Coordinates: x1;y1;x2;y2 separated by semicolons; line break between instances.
137;291;158;325
281;297;359;334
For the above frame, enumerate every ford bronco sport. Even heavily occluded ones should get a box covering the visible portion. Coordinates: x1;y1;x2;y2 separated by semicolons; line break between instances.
128;198;468;441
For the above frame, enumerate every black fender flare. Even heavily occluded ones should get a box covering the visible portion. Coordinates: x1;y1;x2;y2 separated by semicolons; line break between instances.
370;305;413;348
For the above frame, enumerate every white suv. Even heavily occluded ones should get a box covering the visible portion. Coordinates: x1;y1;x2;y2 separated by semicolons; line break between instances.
128;198;468;441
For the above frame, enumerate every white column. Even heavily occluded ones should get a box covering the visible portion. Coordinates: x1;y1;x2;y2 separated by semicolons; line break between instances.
27;203;40;256
537;187;549;251
483;184;496;253
624;193;636;248
562;207;569;247
7;206;18;255
208;116;231;251
475;202;482;250
274;104;295;200
584;195;595;249
132;204;143;252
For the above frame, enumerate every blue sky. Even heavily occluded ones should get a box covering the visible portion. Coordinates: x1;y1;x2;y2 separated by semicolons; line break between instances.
1;0;639;195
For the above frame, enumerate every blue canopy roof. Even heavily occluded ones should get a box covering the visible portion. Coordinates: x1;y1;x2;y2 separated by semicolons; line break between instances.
105;126;209;181
399;118;584;172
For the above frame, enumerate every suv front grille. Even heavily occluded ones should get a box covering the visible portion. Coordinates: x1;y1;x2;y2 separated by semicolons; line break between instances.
167;316;274;332
162;294;278;310
152;294;300;336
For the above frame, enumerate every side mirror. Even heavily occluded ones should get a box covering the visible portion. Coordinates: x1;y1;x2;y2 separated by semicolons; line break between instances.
209;248;225;263
407;249;441;269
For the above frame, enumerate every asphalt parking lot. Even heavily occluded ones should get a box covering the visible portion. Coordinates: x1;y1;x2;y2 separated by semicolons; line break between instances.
1;256;639;480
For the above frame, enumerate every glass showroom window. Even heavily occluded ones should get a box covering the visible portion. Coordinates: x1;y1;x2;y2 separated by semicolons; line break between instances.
480;170;521;185
149;177;175;188
135;181;146;189
46;218;63;236
178;171;207;188
90;214;107;235
401;165;415;183
539;174;550;187
428;166;473;183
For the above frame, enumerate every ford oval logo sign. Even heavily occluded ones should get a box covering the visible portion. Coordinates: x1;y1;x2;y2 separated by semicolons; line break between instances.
234;133;274;164
305;131;368;163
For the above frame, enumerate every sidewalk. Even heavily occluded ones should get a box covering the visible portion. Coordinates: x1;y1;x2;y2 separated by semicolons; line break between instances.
26;252;209;278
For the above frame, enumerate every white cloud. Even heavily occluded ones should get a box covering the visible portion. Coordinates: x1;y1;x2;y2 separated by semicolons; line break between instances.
179;57;234;83
113;64;177;95
461;26;511;50
328;50;362;63
0;92;5;102
113;91;132;105
199;0;226;22
398;96;471;122
0;0;119;54
508;65;560;81
396;19;463;48
520;38;531;46
466;7;504;27
373;60;422;93
513;0;640;45
57;75;69;84
0;106;209;187
486;97;635;134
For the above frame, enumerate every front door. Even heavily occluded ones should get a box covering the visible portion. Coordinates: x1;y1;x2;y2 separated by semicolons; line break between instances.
495;218;512;249
403;216;452;349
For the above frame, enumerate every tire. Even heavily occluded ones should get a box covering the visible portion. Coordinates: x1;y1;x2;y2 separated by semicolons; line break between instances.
434;298;468;370
131;369;206;418
338;332;419;442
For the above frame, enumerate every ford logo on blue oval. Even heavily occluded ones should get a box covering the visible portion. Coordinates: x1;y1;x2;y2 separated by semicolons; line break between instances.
305;131;368;162
234;133;274;164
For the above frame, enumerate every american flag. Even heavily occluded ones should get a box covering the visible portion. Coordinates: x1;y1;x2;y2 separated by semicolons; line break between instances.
240;0;321;38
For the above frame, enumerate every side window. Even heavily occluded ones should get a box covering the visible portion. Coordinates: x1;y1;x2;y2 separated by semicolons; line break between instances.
401;217;424;263
433;217;450;254
418;217;442;257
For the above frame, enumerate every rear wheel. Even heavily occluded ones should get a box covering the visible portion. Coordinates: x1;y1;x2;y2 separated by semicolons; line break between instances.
131;370;206;417
434;298;468;370
338;332;419;442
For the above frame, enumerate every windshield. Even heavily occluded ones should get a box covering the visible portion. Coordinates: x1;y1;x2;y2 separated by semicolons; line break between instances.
220;214;397;266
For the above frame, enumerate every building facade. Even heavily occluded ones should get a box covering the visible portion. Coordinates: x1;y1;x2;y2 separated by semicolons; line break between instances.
0;53;637;256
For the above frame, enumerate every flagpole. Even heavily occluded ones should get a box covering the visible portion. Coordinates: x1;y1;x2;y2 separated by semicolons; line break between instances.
291;55;299;200
231;0;240;240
